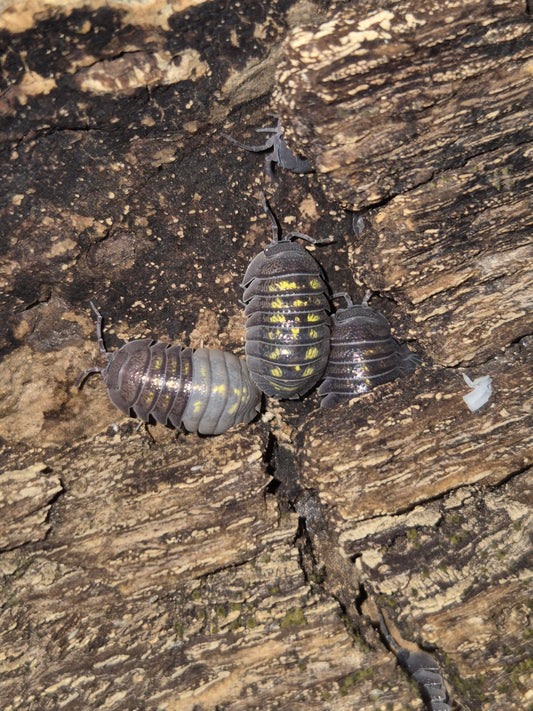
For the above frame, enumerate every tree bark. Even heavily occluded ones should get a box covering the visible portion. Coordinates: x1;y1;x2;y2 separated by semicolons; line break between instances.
0;1;531;710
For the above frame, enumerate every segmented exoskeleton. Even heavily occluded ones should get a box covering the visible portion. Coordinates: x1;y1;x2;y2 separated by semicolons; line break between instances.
242;195;331;399
76;303;261;435
378;611;451;711
221;117;313;179
318;293;420;408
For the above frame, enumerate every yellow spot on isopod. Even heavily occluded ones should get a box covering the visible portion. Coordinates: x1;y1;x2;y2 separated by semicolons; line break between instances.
274;382;298;393
307;314;319;322
269;314;286;323
292;299;308;307
270;366;283;377
308;278;322;290
303;366;315;377
268;280;297;291
268;329;284;339
305;347;319;360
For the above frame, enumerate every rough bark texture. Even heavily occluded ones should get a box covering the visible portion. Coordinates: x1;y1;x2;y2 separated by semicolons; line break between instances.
274;0;533;366
0;1;532;710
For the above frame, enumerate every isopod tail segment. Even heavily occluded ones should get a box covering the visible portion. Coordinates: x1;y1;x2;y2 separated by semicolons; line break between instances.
377;610;452;711
76;303;262;436
318;292;422;409
220;117;313;179
242;193;332;400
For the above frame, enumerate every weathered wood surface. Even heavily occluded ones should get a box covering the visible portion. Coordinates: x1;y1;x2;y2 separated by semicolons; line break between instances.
0;463;62;551
297;345;532;706
275;0;532;210
0;1;532;710
347;143;532;365
0;432;412;711
275;0;533;366
300;346;531;521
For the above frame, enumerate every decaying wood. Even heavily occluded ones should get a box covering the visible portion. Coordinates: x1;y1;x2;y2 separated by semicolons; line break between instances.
0;0;531;710
299;346;531;522
274;0;532;210
347;142;532;365
0;464;62;551
274;0;533;366
293;341;533;708
0;431;414;710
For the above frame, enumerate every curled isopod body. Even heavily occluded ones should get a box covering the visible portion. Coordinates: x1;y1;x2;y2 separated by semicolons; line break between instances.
242;194;331;399
462;373;492;412
221;117;313;179
76;303;262;435
318;293;421;408
378;611;451;711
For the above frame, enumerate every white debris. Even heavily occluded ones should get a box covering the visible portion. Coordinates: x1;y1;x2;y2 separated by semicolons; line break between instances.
462;373;493;412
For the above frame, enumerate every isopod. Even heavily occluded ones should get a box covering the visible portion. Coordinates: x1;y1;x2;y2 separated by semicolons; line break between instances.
318;293;421;408
242;194;331;399
76;303;262;435
378;611;451;711
221;117;313;179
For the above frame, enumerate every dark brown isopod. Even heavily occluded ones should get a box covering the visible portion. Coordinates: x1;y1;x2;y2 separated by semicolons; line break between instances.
242;194;331;399
318;293;421;408
76;303;262;435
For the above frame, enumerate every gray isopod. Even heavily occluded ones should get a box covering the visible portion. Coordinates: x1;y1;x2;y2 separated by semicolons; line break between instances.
76;303;262;435
378;611;451;711
318;293;421;408
221;117;313;179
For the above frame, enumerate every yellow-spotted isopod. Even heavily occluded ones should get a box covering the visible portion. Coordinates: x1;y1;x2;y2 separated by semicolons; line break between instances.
242;195;331;399
76;303;262;435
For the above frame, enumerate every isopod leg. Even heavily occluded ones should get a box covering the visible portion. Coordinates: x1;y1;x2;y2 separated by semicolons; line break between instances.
220;132;273;152
89;301;108;356
75;366;104;389
260;192;280;241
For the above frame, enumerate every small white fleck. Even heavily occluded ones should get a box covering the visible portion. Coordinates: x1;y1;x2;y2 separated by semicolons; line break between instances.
462;373;493;412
